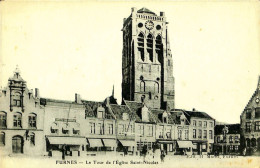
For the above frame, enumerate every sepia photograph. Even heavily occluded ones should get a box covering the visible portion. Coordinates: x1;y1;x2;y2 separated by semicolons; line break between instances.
0;0;259;168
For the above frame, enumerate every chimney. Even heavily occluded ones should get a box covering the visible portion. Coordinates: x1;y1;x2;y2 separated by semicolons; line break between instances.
160;12;165;17
192;108;196;112
75;93;81;104
35;88;40;98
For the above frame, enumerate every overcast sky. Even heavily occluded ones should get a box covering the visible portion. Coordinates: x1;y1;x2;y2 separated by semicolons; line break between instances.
0;1;259;124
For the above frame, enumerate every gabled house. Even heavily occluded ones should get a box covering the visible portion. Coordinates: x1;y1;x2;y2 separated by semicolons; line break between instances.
240;76;260;155
0;67;45;156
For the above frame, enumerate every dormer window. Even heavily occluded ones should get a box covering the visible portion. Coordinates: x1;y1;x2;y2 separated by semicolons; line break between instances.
97;107;105;119
162;112;168;124
122;113;129;121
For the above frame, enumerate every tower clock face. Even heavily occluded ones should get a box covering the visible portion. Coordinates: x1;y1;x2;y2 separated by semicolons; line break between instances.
145;20;154;30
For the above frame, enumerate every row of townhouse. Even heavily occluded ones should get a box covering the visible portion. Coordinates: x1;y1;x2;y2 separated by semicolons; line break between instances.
0;68;215;157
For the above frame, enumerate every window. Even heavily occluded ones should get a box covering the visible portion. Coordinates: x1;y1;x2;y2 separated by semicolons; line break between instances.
97;123;103;135
147;34;153;62
13;113;22;128
193;120;196;127
235;145;238;151
203;130;207;139
140;81;145;92
209;130;213;139
235;136;239;143
0;112;7;128
203;121;207;128
209;122;213;128
246;122;252;132
139;125;144;136
193;129;196;138
11;92;21;107
0;132;5;146
229;136;233;143
199;121;202;127
154;82;159;93
184;130;189;140
73;129;80;135
230;145;233;151
118;124;124;135
198;129;202;139
217;136;220;143
90;122;95;134
149;92;152;100
148;125;153;136
97;111;104;119
178;130;182;139
30;133;35;146
108;124;113;135
255;121;260;131
50;122;58;134
62;124;69;134
255;108;260;119
137;33;144;61
168;60;170;66
28;113;37;128
246;109;252;119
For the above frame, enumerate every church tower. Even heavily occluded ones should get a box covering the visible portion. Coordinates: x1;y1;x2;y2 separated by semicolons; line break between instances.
121;7;175;110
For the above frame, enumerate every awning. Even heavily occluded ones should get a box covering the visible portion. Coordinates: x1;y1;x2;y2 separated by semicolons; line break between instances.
48;136;86;145
177;141;193;148
102;139;117;147
88;139;104;147
119;140;135;147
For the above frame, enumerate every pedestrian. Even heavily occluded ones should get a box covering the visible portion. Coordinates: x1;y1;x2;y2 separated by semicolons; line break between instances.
160;150;165;162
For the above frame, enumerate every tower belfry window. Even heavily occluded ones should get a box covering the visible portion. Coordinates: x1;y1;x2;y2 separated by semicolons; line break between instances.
147;34;153;62
156;35;163;63
137;33;144;61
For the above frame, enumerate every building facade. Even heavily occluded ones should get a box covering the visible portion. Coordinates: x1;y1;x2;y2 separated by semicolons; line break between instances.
240;76;260;155
0;67;45;156
214;124;240;155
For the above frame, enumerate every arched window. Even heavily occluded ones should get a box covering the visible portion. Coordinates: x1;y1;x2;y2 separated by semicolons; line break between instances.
147;34;153;62
137;33;144;61
0;112;7;128
0;132;5;146
156;35;163;63
11;92;21;107
13;112;22;128
154;82;159;93
29;132;35;146
28;113;37;128
140;81;145;92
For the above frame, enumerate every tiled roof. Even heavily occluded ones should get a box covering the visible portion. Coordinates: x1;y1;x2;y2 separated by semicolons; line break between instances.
124;100;142;122
82;100;103;117
183;110;214;122
109;104;131;120
215;124;240;135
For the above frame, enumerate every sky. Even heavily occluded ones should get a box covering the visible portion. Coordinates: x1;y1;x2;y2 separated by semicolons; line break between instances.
0;1;259;124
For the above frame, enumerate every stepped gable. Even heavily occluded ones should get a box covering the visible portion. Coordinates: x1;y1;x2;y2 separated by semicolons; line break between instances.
215;124;241;135
242;76;260;113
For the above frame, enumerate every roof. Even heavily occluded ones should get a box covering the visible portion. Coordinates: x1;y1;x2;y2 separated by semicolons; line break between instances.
183;110;214;122
82;100;103;117
109;104;131;120
215;124;241;135
124;100;160;123
150;109;175;124
137;7;156;15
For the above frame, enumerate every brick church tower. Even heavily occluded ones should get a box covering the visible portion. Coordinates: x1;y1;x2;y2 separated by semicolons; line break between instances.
121;7;175;110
